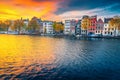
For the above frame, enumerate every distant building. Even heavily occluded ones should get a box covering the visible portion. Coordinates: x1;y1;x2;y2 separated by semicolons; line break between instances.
96;18;104;36
23;19;29;26
82;15;89;19
64;20;71;35
42;21;53;34
64;19;76;35
87;15;97;36
70;19;76;35
103;18;113;36
75;20;81;35
81;15;89;36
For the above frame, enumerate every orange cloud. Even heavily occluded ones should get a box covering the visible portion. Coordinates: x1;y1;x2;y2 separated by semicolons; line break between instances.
0;0;62;20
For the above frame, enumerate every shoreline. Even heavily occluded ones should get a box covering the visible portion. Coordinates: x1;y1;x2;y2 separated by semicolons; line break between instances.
1;33;120;39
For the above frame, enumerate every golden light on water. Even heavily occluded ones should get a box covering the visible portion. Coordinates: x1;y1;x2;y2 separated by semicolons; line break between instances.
0;35;56;78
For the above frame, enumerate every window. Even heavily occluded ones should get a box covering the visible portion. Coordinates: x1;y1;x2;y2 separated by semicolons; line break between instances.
111;32;112;35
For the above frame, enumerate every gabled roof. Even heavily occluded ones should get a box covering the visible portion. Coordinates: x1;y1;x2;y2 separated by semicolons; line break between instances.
97;18;103;23
104;18;112;23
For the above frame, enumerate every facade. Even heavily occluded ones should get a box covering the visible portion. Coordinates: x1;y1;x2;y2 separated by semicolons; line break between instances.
42;21;53;34
116;30;120;36
81;15;89;36
64;19;76;35
75;20;81;35
64;20;71;35
96;18;104;36
103;18;114;36
70;19;76;35
87;16;97;36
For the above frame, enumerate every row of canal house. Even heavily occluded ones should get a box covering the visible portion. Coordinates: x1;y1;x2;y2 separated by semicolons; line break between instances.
8;17;54;34
64;15;120;36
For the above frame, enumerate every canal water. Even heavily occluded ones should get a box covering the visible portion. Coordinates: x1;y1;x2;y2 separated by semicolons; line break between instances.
0;34;120;80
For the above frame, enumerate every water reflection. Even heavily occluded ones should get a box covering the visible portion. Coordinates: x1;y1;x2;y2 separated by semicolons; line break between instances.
0;34;120;80
0;35;56;80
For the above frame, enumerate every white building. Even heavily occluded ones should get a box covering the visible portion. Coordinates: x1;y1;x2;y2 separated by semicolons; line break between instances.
42;21;53;34
116;29;120;36
64;20;76;35
64;20;71;35
103;23;110;36
70;20;76;35
96;19;104;36
103;18;115;36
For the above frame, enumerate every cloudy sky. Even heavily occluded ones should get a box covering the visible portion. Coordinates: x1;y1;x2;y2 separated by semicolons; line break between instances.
0;0;120;21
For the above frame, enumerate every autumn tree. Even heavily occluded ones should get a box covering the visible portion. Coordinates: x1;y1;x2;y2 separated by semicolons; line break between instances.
13;19;24;34
28;19;39;33
0;21;3;31
109;16;120;36
53;22;64;33
4;20;12;33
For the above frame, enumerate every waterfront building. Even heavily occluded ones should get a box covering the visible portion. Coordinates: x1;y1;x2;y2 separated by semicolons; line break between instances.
64;19;76;35
75;20;81;35
103;18;114;36
81;15;89;36
96;18;104;36
42;21;53;34
70;19;76;35
64;20;71;35
23;19;29;26
87;15;97;36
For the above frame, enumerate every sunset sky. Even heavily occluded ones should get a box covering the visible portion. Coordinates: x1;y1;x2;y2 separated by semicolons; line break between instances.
0;0;120;21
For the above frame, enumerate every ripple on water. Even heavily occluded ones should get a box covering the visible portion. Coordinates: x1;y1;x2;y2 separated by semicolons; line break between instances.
0;35;120;80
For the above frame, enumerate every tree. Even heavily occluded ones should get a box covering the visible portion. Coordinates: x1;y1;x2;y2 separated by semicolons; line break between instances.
13;19;24;34
53;21;57;33
53;22;64;33
0;21;3;31
4;20;12;33
109;16;120;36
28;19;39;33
